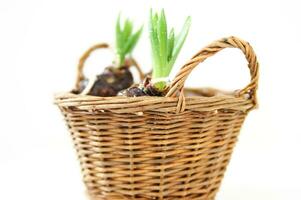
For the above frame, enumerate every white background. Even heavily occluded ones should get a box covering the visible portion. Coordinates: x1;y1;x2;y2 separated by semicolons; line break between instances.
1;0;300;199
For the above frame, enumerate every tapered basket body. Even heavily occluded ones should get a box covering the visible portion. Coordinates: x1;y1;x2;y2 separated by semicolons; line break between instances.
55;36;259;200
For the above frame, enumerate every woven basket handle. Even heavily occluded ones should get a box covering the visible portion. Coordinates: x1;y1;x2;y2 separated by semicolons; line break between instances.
166;36;259;112
74;43;144;91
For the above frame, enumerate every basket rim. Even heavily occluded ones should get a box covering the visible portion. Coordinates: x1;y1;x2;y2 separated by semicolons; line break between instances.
54;89;254;114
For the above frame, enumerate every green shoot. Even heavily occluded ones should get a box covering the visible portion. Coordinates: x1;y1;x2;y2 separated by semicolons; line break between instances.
115;14;143;67
149;9;191;91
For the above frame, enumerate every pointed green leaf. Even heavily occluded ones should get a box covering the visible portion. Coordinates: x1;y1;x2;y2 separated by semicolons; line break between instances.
116;13;123;54
124;26;143;54
115;13;124;66
166;28;175;75
149;10;160;78
167;28;175;61
158;9;168;76
123;19;133;43
169;16;191;68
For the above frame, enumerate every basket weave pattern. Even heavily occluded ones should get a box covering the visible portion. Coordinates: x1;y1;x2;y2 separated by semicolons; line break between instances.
56;36;259;200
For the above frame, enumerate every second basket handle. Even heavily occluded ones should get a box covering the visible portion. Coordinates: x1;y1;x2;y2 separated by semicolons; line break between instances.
74;43;144;91
166;36;259;112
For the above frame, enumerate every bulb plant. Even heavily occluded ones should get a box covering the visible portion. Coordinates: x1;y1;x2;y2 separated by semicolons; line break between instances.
120;9;191;97
77;14;143;96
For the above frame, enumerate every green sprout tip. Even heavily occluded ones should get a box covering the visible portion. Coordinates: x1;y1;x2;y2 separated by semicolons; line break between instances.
115;14;143;67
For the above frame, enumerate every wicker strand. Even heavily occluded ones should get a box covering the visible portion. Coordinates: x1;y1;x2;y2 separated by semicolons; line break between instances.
166;36;259;111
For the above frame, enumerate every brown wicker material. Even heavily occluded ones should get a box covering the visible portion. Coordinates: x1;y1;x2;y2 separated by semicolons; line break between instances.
55;36;259;200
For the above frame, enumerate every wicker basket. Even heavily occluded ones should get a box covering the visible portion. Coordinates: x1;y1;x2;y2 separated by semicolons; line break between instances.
55;36;259;200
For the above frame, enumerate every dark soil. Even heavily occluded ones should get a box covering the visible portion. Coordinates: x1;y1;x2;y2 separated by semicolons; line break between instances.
118;76;166;97
89;66;133;96
75;65;134;96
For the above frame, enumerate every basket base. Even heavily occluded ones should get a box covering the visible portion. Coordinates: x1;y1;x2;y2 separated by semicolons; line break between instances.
88;191;217;200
